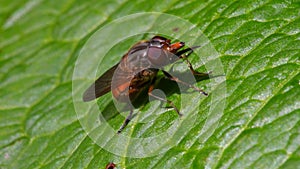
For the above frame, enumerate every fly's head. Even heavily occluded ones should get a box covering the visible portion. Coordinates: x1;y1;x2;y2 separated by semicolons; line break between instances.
148;36;185;67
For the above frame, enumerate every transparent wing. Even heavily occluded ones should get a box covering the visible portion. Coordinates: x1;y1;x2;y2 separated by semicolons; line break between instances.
82;63;119;102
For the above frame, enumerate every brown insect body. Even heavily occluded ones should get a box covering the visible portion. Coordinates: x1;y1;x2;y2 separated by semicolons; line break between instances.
83;35;209;133
111;37;183;105
83;36;184;104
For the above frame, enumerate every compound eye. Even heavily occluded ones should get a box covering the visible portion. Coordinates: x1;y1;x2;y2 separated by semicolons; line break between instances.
148;47;169;67
148;47;163;60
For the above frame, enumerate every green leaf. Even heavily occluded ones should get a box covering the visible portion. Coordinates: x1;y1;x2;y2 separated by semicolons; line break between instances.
0;0;299;169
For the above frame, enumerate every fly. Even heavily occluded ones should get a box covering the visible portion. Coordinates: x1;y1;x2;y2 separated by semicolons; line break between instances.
83;36;210;133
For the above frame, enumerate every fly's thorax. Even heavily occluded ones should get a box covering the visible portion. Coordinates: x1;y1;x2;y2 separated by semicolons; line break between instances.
126;41;152;71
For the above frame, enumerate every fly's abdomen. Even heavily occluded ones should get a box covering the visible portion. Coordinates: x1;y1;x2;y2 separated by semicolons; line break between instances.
111;68;157;103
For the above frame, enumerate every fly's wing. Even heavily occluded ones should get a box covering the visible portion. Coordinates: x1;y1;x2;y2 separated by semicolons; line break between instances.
82;63;119;102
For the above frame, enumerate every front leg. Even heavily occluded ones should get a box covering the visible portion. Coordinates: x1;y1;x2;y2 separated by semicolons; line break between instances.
175;46;211;77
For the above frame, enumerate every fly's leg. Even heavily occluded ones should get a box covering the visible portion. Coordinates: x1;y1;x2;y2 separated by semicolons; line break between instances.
162;70;208;96
148;84;182;116
117;109;134;134
176;47;211;77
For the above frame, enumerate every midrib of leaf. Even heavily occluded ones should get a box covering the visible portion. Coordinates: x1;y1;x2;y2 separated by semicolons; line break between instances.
110;1;204;166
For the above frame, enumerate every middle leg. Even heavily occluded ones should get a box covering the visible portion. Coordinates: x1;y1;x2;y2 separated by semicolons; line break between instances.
162;70;208;96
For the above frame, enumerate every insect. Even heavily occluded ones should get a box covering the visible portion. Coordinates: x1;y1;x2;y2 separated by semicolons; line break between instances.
83;35;210;133
105;162;116;169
